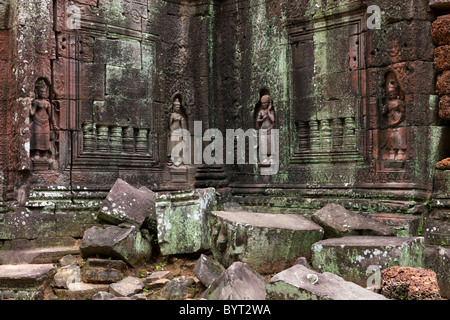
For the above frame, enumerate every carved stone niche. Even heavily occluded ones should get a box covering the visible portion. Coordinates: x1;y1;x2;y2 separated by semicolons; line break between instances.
289;8;365;166
379;66;408;171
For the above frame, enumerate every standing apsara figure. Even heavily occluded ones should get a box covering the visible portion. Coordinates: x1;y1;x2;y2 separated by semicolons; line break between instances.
30;79;59;161
167;97;187;166
256;94;275;164
383;71;407;161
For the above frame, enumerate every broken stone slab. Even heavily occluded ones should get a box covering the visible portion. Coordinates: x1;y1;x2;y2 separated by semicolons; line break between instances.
194;254;225;288
79;224;152;268
53;265;82;289
97;178;156;229
266;264;388;300
202;262;268;300
425;246;450;299
83;258;127;284
59;254;83;267
0;246;80;265
92;291;116;300
312;236;425;287
0;264;56;300
369;213;422;237
149;276;198;300
429;0;450;10
109;276;144;297
155;188;216;255
54;283;110;300
312;204;396;238
381;266;441;300
210;211;324;274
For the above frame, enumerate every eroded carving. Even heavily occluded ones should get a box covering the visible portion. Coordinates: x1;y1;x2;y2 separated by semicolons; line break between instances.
30;79;59;170
167;95;188;167
382;70;407;165
256;94;275;165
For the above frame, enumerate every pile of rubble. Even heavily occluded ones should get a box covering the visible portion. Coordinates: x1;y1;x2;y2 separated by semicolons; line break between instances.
0;179;448;300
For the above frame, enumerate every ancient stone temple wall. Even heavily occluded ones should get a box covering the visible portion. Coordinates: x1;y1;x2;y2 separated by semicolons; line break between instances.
0;0;449;245
219;0;447;218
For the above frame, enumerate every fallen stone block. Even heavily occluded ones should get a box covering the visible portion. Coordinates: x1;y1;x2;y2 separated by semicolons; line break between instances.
202;262;268;300
54;283;110;300
432;17;450;46
146;270;172;283
155;188;216;255
53;265;82;289
368;213;422;237
98;178;156;229
266;264;388;300
425;246;450;299
83;258;127;284
381;266;441;300
79;224;152;268
312;204;396;238
149;276;198;300
109;276;144;297
312;236;425;287
210;211;324;274
194;254;225;287
92;291;116;300
0;264;56;300
0;246;80;265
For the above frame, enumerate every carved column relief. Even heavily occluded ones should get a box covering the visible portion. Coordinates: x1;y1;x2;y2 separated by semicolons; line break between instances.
81;123;152;156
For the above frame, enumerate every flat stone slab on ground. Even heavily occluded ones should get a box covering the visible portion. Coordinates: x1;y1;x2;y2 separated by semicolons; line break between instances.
202;262;268;300
210;211;324;274
0;264;56;300
312;236;425;287
0;264;56;287
109;276;144;297
0;246;80;265
54;283;110;300
312;204;396;238
266;264;388;300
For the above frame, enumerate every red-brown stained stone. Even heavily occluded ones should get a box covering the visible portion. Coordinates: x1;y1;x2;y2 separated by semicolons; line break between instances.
432;17;450;46
437;157;450;170
437;71;450;96
434;45;450;72
439;95;450;120
381;267;442;300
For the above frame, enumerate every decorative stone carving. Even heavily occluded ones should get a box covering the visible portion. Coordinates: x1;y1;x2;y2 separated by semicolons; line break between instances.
167;96;188;167
81;122;150;156
256;94;275;165
30;79;59;170
382;70;407;165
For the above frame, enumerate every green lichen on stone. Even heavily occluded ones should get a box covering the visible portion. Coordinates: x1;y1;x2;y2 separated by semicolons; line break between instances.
266;281;322;300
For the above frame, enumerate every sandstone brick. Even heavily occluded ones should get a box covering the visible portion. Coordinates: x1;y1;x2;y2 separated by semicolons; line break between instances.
439;95;450;120
437;71;450;95
432;17;450;46
434;45;450;72
381;267;441;300
429;0;450;10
